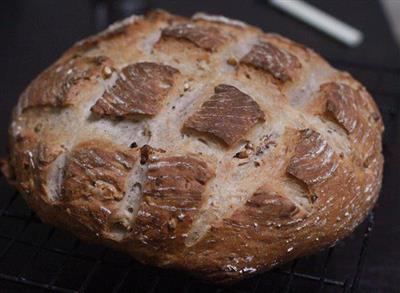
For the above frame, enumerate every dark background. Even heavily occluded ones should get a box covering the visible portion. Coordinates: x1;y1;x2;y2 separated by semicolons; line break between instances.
0;0;399;292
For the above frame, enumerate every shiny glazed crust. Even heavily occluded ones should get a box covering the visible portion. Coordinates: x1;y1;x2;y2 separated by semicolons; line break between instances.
5;10;383;283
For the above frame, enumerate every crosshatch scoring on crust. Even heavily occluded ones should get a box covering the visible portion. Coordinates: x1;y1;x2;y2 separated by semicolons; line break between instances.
8;10;385;283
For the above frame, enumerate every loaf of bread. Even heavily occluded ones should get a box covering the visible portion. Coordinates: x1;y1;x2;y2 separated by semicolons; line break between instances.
3;10;383;282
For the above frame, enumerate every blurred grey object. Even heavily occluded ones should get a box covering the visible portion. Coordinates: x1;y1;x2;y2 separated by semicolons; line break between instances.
269;0;363;47
381;0;400;49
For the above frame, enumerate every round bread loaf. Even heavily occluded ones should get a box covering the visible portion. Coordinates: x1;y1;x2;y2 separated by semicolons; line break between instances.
4;10;384;282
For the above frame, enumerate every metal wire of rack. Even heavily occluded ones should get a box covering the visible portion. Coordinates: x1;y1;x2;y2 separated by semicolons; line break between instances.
0;57;398;292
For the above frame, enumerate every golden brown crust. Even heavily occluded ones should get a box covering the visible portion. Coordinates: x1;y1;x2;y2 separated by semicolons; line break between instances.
7;10;384;283
9;132;64;201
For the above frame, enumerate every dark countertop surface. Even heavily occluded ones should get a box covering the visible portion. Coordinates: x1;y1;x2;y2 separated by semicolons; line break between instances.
0;1;399;292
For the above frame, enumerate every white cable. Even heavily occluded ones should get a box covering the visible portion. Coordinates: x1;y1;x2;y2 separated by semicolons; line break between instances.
269;0;363;47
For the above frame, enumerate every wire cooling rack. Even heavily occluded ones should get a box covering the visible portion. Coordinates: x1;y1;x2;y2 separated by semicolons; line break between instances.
0;58;398;293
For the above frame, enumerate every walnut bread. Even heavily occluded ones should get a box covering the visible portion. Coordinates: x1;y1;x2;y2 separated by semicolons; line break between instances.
3;10;384;283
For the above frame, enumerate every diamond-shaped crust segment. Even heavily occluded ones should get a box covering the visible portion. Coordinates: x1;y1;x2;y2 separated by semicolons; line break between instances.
91;62;179;118
62;140;138;237
63;140;138;201
20;56;110;111
241;41;301;82
321;82;382;167
228;187;300;228
322;82;361;134
133;155;215;250
184;84;265;146
161;23;226;51
9;133;64;198
143;155;213;201
287;129;339;186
